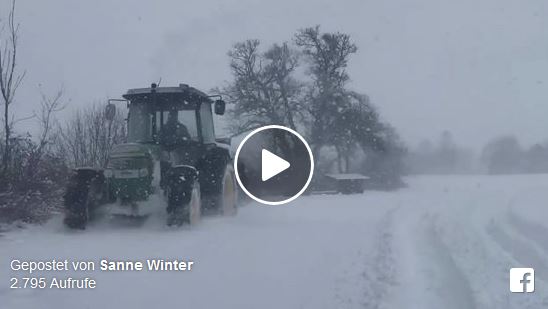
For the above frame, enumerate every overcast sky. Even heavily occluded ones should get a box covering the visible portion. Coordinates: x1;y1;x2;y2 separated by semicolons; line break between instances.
2;0;548;150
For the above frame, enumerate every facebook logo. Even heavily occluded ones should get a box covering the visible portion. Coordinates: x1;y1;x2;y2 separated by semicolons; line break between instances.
510;268;535;293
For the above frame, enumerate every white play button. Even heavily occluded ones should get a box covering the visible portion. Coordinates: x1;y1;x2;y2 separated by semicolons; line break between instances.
261;149;290;181
234;125;314;205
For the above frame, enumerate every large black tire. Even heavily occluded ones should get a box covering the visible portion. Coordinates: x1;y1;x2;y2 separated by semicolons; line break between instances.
205;164;238;216
63;170;104;229
167;179;201;227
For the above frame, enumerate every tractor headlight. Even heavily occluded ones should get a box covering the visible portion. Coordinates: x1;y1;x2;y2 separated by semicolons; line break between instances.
104;169;113;178
138;168;148;177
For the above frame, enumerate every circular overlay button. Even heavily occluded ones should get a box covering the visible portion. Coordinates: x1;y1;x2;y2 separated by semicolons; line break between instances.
234;125;314;205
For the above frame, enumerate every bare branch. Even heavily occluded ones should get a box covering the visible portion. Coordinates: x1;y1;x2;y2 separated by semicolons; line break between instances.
0;0;24;173
11;112;36;125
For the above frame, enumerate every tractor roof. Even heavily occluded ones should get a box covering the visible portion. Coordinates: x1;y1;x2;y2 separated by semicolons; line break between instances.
123;84;212;103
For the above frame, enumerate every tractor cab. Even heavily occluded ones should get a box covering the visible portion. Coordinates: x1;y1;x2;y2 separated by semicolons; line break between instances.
115;83;225;148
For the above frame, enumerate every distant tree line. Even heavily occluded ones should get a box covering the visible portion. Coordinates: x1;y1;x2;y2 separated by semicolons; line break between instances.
481;135;548;174
406;131;477;174
406;131;548;175
221;26;406;189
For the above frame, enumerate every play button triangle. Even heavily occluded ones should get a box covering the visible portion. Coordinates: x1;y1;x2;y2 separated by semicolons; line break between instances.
261;149;290;181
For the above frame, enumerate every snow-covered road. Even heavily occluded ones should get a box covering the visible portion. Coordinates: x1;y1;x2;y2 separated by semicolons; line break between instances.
1;175;547;309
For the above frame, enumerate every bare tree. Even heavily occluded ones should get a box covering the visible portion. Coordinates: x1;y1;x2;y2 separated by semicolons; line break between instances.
5;89;65;188
222;40;304;134
294;26;406;179
0;0;25;173
33;88;65;162
220;27;406;184
56;102;126;168
294;25;357;160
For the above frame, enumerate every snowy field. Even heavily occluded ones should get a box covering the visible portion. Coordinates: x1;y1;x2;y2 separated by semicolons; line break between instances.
1;175;547;309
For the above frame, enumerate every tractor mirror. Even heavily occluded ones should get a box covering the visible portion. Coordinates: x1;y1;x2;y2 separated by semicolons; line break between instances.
105;104;116;121
214;99;226;115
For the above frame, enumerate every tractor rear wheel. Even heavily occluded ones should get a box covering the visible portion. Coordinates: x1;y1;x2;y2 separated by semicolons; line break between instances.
64;171;104;229
205;164;238;216
167;180;201;227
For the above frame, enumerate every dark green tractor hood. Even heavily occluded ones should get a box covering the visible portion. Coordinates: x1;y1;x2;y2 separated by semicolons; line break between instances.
107;143;155;171
110;143;153;159
106;143;155;201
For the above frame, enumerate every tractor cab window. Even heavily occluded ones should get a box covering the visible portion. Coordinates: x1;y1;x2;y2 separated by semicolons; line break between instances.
128;103;153;143
179;111;199;141
152;105;199;147
127;101;200;144
200;103;215;144
157;110;198;141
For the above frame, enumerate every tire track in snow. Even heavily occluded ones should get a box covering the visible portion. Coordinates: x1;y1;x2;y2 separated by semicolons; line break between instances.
486;218;548;283
432;206;548;309
480;217;548;308
412;214;478;309
361;206;399;309
506;210;548;254
332;205;399;309
363;202;479;309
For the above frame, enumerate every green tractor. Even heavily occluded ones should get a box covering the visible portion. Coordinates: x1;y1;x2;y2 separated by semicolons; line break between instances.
63;83;238;229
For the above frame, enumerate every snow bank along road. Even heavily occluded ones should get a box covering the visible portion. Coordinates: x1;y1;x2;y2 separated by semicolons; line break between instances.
1;175;547;309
